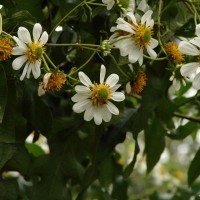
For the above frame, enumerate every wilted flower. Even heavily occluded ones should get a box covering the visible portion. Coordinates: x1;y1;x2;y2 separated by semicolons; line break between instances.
109;10;158;65
126;71;147;94
71;64;125;125
38;72;67;96
12;23;48;81
0;38;13;61
178;24;200;90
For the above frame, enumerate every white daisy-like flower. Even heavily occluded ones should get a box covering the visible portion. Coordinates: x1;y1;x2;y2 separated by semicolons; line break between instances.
109;10;158;65
169;70;186;91
102;0;115;10
71;64;125;125
178;24;200;90
12;23;48;81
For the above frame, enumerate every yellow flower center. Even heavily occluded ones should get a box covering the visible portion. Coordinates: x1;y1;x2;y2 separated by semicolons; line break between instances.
26;42;44;63
166;42;184;64
46;73;67;92
131;71;147;94
91;83;111;106
134;24;153;48
0;38;13;61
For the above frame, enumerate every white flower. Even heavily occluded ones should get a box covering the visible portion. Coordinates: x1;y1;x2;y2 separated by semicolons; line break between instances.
178;24;200;90
169;72;186;91
12;23;48;81
71;64;125;125
109;10;158;65
102;0;115;10
38;73;52;96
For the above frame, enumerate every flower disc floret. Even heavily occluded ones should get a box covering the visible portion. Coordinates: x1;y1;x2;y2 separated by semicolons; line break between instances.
12;23;48;81
71;65;125;125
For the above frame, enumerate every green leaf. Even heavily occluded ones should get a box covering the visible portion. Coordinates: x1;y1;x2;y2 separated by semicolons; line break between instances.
0;179;19;200
25;143;46;157
188;148;200;185
0;143;16;170
145;117;166;173
167;121;198;140
0;80;16;143
0;64;7;123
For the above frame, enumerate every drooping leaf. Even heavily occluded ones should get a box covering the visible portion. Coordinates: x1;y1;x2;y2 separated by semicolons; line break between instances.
145;117;166;173
188;148;200;185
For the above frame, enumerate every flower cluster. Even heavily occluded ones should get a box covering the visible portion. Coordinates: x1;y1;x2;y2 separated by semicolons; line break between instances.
1;0;199;126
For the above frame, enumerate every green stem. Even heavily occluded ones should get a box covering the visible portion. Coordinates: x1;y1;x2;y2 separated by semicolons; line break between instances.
42;56;50;72
109;54;129;78
44;53;57;69
2;31;13;39
144;55;167;61
49;0;86;37
87;2;107;7
46;43;99;48
69;48;99;76
174;112;200;123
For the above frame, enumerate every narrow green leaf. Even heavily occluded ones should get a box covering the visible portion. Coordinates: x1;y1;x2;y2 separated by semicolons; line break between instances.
145;118;166;173
0;143;16;170
0;65;7;123
188;148;200;185
0;81;16;143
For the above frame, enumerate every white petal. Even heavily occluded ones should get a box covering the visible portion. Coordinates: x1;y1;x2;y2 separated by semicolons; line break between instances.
38;85;46;96
116;24;134;34
126;12;137;25
138;49;144;66
33;23;42;42
196;24;200;37
13;36;27;48
179;41;199;56
190;37;200;48
20;62;29;81
31;61;41;79
180;62;199;77
39;31;48;45
78;72;93;87
18;27;32;44
110;92;125;102
43;73;52;88
26;63;32;79
149;38;158;48
73;99;91;113
84;105;94;121
12;47;26;55
126;82;131;93
146;46;157;58
100;64;106;83
106;101;119;115
101;106;112;122
71;93;90;102
173;79;180;91
75;85;91;93
12;55;27;70
93;107;102;125
141;10;153;25
128;45;140;63
111;84;121;92
106;74;119;87
193;72;200;90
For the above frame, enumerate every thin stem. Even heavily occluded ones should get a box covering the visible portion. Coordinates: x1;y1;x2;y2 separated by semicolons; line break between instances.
46;43;99;48
174;112;200;123
87;2;107;7
109;54;129;78
49;1;86;37
44;53;57;69
69;48;99;76
144;55;167;61
2;31;13;39
42;56;50;72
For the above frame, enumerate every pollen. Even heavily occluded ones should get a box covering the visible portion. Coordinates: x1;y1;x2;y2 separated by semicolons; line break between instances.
131;71;147;94
134;24;153;48
0;38;13;61
46;73;67;92
91;83;111;106
166;42;184;64
26;42;44;63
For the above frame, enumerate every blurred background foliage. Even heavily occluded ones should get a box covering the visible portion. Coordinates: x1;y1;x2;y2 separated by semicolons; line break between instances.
0;0;200;199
